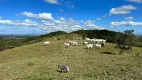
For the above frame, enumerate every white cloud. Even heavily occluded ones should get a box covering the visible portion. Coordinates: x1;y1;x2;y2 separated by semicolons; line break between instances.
80;20;84;23
60;17;65;21
127;0;142;3
46;0;75;10
110;21;142;28
0;16;2;19
38;13;54;20
0;18;105;33
96;18;101;20
21;11;54;20
40;18;81;32
110;5;137;15
125;17;133;20
0;19;39;27
44;0;59;4
41;18;105;33
2;10;105;33
83;20;105;30
42;20;55;26
96;14;107;21
21;12;36;18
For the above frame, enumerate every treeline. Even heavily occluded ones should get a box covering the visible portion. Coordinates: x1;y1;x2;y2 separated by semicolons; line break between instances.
72;29;142;47
0;37;43;51
72;30;122;43
0;38;24;51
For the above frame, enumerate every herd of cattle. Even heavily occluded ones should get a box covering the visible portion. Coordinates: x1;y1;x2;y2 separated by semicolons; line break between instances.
44;38;107;50
43;38;107;72
64;38;106;49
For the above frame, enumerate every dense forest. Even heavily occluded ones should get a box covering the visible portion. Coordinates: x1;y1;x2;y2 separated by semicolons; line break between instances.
0;30;142;51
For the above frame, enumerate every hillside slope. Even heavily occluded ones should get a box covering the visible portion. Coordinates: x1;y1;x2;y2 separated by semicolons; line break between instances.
0;38;142;80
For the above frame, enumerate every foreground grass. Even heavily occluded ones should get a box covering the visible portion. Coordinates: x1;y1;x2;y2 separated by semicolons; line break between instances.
0;40;142;80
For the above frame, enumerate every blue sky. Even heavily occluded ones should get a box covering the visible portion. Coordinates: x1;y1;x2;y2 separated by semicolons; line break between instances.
0;0;142;35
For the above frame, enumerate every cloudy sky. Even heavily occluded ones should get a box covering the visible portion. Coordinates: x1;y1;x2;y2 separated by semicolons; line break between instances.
0;0;142;35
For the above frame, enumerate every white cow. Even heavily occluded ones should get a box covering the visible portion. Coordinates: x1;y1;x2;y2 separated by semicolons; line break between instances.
64;43;70;48
84;41;88;45
90;39;94;42
86;44;94;49
95;44;102;48
85;38;91;41
54;38;57;40
92;39;106;44
102;39;106;44
44;41;50;45
72;41;78;46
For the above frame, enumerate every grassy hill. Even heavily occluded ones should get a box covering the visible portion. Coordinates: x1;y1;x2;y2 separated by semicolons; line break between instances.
1;30;142;52
0;34;142;80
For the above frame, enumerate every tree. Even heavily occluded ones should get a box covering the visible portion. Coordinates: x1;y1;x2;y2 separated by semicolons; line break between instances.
116;30;135;54
123;30;135;50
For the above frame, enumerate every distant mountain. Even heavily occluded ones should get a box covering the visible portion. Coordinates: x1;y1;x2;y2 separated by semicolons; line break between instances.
0;34;39;39
136;35;142;38
40;31;67;38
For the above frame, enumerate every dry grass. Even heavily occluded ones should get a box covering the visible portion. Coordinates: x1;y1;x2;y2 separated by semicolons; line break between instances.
0;37;142;80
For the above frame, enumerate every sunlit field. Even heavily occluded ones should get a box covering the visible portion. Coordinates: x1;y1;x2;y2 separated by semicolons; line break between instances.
0;36;142;80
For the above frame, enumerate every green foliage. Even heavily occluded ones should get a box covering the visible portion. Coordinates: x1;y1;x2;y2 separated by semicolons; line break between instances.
0;37;25;51
115;30;136;51
72;30;122;43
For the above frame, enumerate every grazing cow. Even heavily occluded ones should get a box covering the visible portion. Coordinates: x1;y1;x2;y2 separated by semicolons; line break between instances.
44;41;50;45
85;38;91;41
84;41;88;45
92;39;106;44
95;44;102;48
58;65;69;73
72;41;78;46
64;43;70;48
86;44;94;49
102;39;106;44
54;38;57;40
